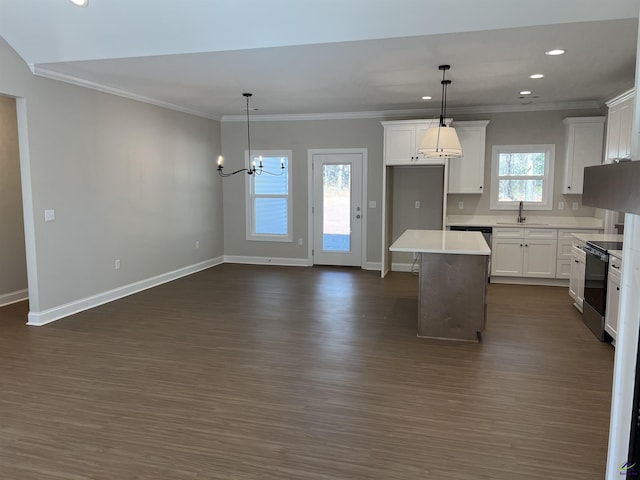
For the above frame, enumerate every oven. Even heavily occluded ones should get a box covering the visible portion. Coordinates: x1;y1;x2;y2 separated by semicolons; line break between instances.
583;240;623;341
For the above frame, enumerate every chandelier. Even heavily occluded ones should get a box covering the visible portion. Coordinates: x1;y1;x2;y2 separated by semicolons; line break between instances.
217;93;284;177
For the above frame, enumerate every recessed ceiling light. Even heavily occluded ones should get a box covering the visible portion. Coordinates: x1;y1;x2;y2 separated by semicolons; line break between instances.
520;90;532;95
421;96;432;100
530;74;544;79
70;0;89;6
545;49;566;56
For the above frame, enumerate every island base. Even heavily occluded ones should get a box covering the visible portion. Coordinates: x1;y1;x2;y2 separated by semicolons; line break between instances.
418;253;488;342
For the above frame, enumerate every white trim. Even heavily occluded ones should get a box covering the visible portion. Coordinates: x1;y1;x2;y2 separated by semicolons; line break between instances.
29;68;603;122
391;262;416;273
307;148;368;268
489;277;568;287
606;88;635;107
224;255;310;267
221;101;603;123
26;257;224;326
245;149;293;243
16;97;40;312
0;289;28;307
364;262;382;271
490;144;556;211
32;67;220;120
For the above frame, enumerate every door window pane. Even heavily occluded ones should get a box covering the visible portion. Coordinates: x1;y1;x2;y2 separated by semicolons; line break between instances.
322;164;351;252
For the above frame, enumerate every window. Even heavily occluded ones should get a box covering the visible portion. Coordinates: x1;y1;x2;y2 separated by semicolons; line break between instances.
490;144;555;210
245;149;292;242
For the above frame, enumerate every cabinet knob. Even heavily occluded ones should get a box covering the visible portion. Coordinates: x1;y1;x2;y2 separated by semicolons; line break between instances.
520;244;523;247
567;186;571;189
525;244;529;247
575;260;579;263
479;186;483;189
617;287;620;291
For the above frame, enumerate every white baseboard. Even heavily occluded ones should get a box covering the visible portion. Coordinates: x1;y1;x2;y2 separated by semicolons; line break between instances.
0;288;28;307
27;256;225;326
224;255;310;267
489;277;569;287
364;262;381;271
391;262;417;273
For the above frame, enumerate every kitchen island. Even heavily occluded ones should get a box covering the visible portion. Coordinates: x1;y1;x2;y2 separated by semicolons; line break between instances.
390;229;491;342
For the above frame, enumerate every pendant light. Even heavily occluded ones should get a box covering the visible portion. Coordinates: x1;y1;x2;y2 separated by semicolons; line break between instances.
217;93;284;177
418;65;463;158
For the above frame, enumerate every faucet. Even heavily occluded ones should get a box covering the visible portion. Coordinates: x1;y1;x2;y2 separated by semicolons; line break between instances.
517;201;526;223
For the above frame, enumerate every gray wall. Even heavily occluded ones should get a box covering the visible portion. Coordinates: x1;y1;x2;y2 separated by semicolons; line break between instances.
0;37;224;313
447;109;606;218
0;95;27;299
221;118;384;263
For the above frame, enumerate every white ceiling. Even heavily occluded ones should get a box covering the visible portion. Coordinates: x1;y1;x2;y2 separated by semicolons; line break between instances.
1;0;639;119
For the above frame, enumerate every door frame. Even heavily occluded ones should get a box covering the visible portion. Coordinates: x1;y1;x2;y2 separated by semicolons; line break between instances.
307;148;368;268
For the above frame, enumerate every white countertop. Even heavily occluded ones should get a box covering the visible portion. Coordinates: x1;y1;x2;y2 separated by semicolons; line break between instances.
572;233;624;243
447;215;603;229
389;230;491;255
609;250;623;260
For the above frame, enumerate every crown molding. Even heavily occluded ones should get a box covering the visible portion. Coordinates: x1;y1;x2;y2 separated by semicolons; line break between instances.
30;66;604;122
32;67;221;121
222;100;604;122
605;88;635;107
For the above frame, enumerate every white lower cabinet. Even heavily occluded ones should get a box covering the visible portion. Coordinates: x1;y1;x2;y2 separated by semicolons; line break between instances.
569;244;586;310
490;228;557;278
605;256;622;341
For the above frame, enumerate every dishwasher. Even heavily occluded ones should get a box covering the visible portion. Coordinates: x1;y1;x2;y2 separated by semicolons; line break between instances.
449;226;493;281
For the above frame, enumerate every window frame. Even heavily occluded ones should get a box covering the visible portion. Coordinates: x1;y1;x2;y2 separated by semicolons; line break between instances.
490;144;555;211
245;149;293;242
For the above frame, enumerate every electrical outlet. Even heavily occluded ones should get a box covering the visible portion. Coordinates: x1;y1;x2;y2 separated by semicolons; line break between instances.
195;240;200;249
572;202;579;210
415;201;421;209
558;201;564;210
368;200;376;208
44;209;55;222
115;259;121;270
298;238;303;246
458;201;464;209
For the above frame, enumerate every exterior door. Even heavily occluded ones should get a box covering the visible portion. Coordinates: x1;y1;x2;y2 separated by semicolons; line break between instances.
312;153;363;266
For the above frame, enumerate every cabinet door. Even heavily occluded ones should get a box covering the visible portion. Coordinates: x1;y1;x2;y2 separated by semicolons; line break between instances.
605;272;621;339
384;125;416;165
569;248;585;303
563;119;605;194
491;238;524;276
619;101;634;160
606;105;621;161
447;124;487;193
523;239;557;278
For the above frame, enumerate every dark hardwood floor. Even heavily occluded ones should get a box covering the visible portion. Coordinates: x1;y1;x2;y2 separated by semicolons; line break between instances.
0;265;614;479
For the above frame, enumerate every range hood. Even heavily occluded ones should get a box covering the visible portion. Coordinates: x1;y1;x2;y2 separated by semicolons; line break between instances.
582;161;640;215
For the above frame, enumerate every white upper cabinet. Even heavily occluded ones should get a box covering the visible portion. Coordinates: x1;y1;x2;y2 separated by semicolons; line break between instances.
382;120;445;166
605;90;634;163
448;120;490;194
562;117;605;194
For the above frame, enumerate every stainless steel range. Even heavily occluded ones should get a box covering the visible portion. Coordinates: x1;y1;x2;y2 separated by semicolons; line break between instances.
583;240;623;341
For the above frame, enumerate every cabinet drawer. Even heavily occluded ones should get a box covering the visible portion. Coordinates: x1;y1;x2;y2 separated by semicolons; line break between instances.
524;228;557;239
493;227;524;238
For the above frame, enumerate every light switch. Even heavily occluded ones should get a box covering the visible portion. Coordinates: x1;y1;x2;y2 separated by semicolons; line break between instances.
572;202;579;210
558;201;564;210
44;209;55;222
458;202;464;209
415;201;421;209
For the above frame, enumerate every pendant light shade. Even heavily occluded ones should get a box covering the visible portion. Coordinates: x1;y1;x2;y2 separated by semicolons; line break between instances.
418;65;463;158
418;125;462;158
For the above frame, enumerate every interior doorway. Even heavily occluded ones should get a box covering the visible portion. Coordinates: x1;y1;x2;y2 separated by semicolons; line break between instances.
308;149;367;267
0;94;28;311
